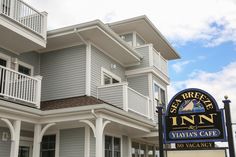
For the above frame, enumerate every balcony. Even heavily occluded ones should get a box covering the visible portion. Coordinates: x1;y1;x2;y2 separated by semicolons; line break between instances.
0;65;42;108
152;48;168;76
0;0;47;53
97;82;153;119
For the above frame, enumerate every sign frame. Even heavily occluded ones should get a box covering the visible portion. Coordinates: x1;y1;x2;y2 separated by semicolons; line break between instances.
164;88;226;144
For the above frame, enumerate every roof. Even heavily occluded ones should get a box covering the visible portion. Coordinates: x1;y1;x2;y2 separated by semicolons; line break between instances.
41;96;106;110
108;15;181;60
41;20;142;67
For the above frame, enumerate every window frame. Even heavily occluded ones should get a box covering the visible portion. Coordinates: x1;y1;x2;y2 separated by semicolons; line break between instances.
101;67;121;85
104;134;122;157
16;60;34;76
40;134;56;157
0;52;11;68
153;81;166;106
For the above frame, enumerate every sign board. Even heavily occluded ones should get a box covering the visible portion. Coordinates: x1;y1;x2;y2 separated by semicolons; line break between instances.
167;149;226;157
175;142;214;150
164;88;226;143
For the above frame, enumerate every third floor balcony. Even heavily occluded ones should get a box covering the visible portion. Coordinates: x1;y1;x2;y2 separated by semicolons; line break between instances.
0;0;47;53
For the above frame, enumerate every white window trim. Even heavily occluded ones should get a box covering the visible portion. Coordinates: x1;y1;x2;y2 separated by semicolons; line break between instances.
153;80;166;105
16;60;34;76
104;134;123;157
19;137;33;157
101;67;121;85
135;32;147;45
0;52;11;68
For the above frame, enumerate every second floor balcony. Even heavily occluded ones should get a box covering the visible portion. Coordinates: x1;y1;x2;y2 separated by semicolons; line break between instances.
97;82;154;119
0;0;47;53
0;65;42;108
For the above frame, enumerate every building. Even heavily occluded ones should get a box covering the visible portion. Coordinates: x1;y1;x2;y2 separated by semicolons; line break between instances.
0;1;180;157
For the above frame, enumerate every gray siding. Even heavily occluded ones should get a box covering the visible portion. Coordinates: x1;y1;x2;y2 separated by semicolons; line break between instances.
90;129;95;157
91;46;126;97
60;128;85;157
97;85;124;109
0;47;40;75
127;75;149;96
0;127;11;157
40;45;86;101
127;46;150;70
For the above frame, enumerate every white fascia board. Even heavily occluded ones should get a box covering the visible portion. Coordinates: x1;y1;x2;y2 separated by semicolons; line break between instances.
47;20;142;61
125;67;170;85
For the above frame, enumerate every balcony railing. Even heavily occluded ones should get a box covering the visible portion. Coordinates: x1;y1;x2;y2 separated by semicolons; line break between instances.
153;48;168;76
0;0;47;38
97;82;153;119
0;65;42;108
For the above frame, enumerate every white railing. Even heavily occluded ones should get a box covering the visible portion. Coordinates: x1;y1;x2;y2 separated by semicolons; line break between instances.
0;0;47;38
0;65;42;108
153;48;168;76
97;82;153;119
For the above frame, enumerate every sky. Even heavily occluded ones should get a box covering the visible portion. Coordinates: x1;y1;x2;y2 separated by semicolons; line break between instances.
25;0;236;124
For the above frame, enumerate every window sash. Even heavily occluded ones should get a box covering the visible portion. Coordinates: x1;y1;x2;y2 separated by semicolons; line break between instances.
105;136;121;157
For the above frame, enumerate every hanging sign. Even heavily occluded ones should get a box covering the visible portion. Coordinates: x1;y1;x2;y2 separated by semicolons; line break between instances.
164;88;226;143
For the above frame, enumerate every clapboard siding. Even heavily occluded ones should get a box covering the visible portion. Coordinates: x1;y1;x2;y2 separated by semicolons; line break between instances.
97;85;124;108
40;45;86;101
0;127;11;157
91;46;126;97
0;47;40;75
60;128;85;157
127;45;150;70
127;75;149;96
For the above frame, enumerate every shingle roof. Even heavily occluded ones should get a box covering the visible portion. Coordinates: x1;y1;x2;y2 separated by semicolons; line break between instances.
40;96;105;111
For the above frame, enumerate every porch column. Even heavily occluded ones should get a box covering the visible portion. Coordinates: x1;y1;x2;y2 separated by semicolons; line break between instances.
32;124;42;157
10;120;21;157
96;117;103;157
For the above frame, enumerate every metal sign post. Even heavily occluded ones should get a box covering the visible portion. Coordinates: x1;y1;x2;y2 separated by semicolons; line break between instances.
223;96;235;157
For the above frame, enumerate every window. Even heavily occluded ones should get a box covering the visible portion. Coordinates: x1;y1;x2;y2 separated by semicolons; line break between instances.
18;146;30;157
136;34;145;46
0;58;7;67
132;142;155;157
103;73;119;85
17;61;33;76
101;68;121;85
153;82;166;106
41;135;56;157
105;135;121;157
120;33;133;46
18;65;31;76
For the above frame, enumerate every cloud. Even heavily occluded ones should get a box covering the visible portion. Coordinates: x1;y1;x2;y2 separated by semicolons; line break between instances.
168;61;236;122
24;0;236;47
172;60;193;73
